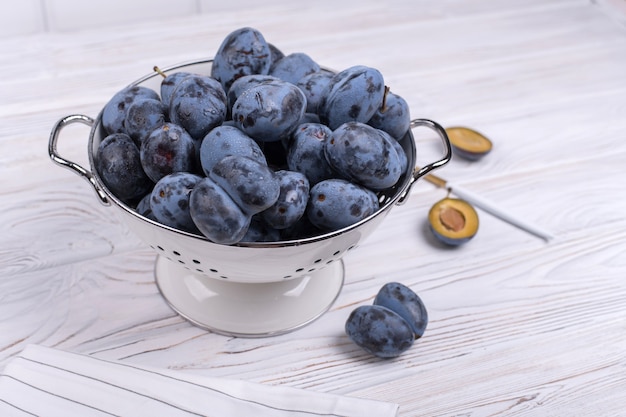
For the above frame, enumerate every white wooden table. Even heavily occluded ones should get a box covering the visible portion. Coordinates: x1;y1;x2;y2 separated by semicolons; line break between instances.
2;1;626;415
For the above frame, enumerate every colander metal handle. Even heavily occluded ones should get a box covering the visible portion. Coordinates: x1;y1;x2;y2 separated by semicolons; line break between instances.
398;118;452;204
48;114;110;206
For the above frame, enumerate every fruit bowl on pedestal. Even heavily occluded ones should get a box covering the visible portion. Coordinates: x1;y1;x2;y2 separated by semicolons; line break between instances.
49;58;451;337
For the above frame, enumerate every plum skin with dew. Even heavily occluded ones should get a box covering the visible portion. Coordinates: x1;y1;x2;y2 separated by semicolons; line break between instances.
324;121;403;190
345;305;415;359
189;177;251;245
374;282;428;337
307;178;379;231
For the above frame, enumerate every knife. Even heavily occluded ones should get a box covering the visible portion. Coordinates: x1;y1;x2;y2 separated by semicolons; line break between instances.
425;173;555;242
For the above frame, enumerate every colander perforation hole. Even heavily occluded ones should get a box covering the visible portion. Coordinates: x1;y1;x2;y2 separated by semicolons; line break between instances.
296;268;304;273
314;259;322;263
196;269;204;273
173;251;181;256
210;268;218;273
178;260;185;265
333;250;341;256
157;246;164;251
192;259;201;264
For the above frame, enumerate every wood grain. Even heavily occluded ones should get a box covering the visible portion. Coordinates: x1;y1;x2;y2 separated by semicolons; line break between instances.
1;1;625;415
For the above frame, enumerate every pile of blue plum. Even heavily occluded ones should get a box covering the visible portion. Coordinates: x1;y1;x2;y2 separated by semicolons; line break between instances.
95;27;412;245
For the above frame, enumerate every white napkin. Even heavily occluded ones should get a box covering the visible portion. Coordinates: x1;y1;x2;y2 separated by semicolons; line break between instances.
0;345;398;417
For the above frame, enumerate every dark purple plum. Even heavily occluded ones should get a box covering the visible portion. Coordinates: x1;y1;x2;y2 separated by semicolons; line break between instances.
189;177;251;245
325;121;403;190
135;192;156;221
301;112;321;124
169;74;227;140
268;43;285;68
150;172;203;233
140;123;196;183
240;215;281;243
345;305;415;359
307;178;379;231
211;27;272;92
124;98;168;146
367;89;411;140
199;125;266;176
101;86;160;135
379;129;408;175
226;74;281;117
209;155;280;215
95;133;153;203
319;65;385;130
279;215;322;241
286;123;335;185
374;282;428;337
158;71;193;106
269;52;320;85
261;170;310;229
232;79;307;143
296;70;335;114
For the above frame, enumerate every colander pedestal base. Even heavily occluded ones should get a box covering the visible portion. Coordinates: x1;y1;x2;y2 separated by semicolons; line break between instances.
154;255;345;338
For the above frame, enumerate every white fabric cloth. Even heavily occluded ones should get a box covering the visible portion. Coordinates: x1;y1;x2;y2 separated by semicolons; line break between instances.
0;345;399;417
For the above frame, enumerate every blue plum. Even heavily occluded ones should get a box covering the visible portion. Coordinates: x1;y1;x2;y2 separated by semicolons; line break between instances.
227;74;280;117
279;215;321;241
301;112;321;124
296;70;335;114
211;27;273;92
325;121;403;190
232;79;307;143
367;89;411;140
307;178;379;231
374;282;428;337
140;123;196;183
135;192;156;221
240;215;281;243
150;172;202;233
199;125;266;176
102;86;160;135
379;129;408;175
124;97;168;146
95;133;153;203
318;65;385;130
158;71;193;106
208;155;280;215
189;177;251;245
286;123;335;185
169;74;227;140
261;170;310;229
269;52;320;85
268;43;285;66
345;305;415;359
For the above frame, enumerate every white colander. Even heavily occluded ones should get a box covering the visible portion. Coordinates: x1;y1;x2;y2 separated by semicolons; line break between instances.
49;59;451;337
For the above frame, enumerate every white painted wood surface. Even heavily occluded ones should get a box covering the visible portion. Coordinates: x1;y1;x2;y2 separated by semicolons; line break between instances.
2;0;626;415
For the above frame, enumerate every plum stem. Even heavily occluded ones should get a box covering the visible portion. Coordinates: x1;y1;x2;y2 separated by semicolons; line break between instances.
380;86;390;113
153;66;167;78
